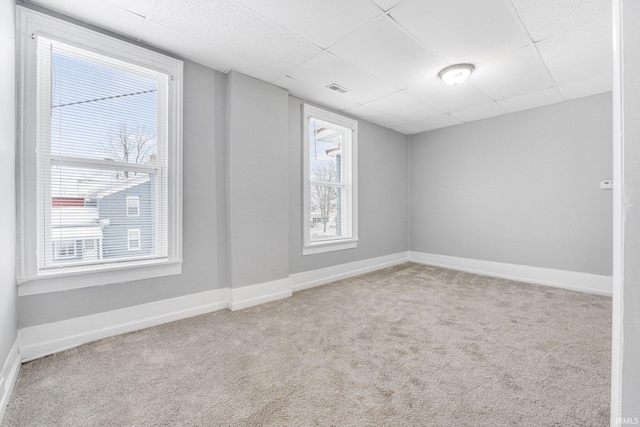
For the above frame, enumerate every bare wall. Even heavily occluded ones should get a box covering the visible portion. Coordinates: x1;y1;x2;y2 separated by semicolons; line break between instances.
289;96;409;274
409;92;613;276
226;71;290;288
0;0;18;362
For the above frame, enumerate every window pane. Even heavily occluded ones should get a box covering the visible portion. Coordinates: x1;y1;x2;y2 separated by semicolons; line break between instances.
128;229;141;251
309;120;345;183
47;164;158;266
49;41;162;164
127;196;140;216
53;240;78;261
310;186;346;240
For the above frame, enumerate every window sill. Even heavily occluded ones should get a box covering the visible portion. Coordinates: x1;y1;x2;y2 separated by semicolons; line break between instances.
17;259;182;296
303;239;358;255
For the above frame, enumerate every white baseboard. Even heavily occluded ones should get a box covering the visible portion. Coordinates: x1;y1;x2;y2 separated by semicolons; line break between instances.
17;252;413;362
0;339;20;425
290;251;410;292
229;277;294;311
409;251;612;296
19;288;230;362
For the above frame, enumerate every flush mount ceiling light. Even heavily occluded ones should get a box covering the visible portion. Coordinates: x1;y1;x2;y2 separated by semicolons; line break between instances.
438;64;475;86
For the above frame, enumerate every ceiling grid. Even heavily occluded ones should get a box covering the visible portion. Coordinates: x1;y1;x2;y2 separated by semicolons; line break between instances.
27;0;612;134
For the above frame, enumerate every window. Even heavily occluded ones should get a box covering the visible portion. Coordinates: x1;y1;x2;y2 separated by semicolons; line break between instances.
128;229;141;251
17;8;183;294
302;104;358;255
127;196;140;217
53;240;79;260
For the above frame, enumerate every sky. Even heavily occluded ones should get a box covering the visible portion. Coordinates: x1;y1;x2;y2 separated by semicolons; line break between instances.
49;41;161;198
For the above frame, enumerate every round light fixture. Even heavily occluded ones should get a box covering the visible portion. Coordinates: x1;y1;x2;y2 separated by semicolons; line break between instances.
438;64;475;86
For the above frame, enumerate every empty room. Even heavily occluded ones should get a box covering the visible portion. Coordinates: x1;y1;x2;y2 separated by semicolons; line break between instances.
1;0;639;425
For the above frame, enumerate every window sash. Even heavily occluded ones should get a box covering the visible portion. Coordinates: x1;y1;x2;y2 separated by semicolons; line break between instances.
36;35;168;272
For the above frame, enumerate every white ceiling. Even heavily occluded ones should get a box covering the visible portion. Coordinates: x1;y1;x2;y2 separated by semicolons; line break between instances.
27;0;612;135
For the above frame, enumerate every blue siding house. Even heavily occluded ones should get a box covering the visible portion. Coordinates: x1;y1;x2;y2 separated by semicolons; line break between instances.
98;178;155;260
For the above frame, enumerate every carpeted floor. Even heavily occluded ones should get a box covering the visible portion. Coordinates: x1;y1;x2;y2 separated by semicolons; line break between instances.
4;263;611;426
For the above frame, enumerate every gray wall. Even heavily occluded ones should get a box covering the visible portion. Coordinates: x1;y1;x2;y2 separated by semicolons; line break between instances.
289;96;409;274
0;0;17;364
409;92;613;276
19;60;227;327
227;71;290;288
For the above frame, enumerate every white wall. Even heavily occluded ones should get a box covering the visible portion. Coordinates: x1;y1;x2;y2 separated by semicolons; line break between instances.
288;97;409;274
612;0;640;419
0;0;18;373
409;93;613;277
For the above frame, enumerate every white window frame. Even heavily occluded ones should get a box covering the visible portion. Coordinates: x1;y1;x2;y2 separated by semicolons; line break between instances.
127;229;141;251
16;7;183;296
302;104;358;255
127;196;140;217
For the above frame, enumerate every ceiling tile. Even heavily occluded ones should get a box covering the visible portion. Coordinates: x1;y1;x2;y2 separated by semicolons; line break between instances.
497;87;563;113
409;115;463;133
404;78;494;113
232;0;381;49
272;76;360;111
362;91;443;123
344;105;407;129
370;0;405;12
103;0;154;17
27;0;145;39
391;0;530;64
142;21;284;83
392;123;424;135
329;17;447;89
450;102;506;122
149;0;321;74
288;53;398;104
33;0;611;128
536;19;612;87
557;74;612;100
471;45;554;101
510;0;611;42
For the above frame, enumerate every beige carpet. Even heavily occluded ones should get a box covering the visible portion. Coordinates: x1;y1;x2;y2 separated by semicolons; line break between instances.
4;263;611;426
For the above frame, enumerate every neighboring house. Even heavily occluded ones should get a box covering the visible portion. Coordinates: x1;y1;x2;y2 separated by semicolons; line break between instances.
50;175;154;264
51;198;103;263
98;177;155;260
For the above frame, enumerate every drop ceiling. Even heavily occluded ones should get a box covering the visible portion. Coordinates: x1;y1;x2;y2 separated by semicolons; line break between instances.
25;0;612;135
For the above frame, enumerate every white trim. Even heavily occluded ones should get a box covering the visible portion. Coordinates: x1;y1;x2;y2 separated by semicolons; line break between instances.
409;251;612;296
228;278;294;311
611;0;624;420
302;239;358;255
291;252;409;292
18;288;228;362
0;339;20;426
18;259;182;296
